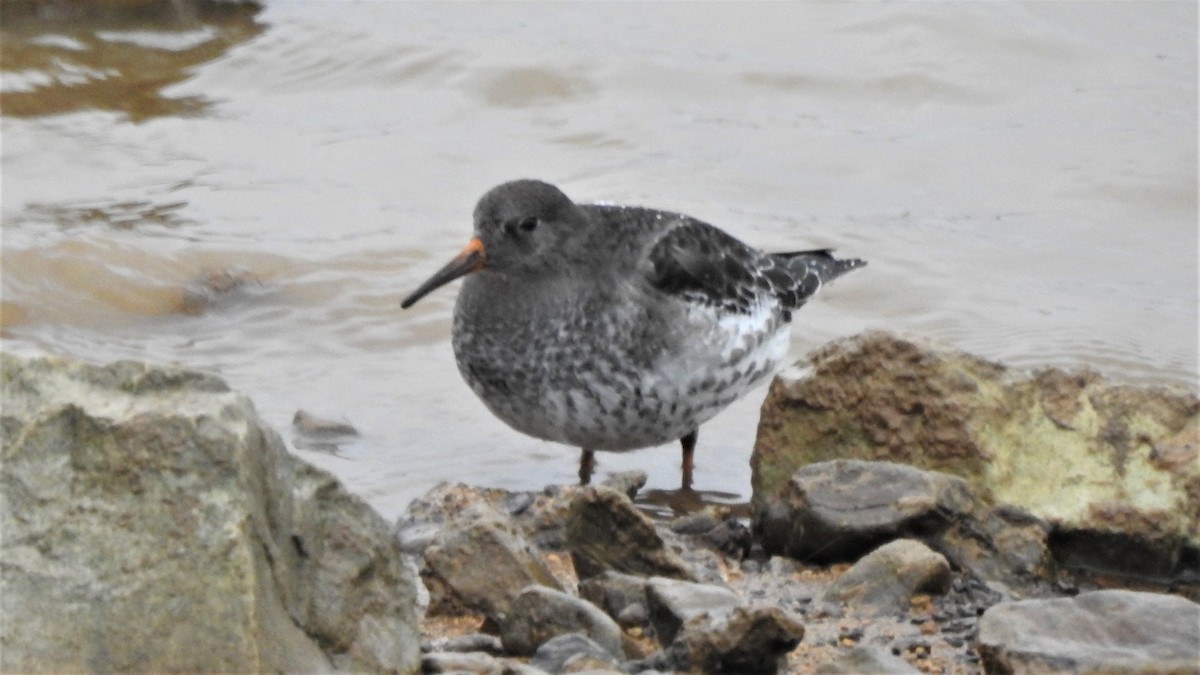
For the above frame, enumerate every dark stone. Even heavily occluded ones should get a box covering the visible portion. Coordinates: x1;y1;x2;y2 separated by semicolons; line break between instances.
754;459;976;564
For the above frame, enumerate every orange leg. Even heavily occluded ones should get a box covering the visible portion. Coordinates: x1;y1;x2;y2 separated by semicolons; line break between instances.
680;429;698;490
579;448;596;485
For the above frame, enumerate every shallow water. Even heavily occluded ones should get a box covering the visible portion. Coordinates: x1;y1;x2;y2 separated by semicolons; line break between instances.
2;1;1196;521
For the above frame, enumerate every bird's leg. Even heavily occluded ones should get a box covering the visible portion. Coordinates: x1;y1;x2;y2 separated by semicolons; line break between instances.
579;448;596;486
680;429;698;490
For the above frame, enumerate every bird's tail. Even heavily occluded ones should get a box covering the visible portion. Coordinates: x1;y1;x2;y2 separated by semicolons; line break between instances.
775;249;867;284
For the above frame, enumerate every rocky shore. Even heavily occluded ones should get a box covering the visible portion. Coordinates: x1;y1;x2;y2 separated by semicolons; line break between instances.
2;332;1197;674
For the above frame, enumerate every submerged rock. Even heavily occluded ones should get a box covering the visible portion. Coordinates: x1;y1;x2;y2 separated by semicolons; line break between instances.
752;331;1199;581
976;589;1200;674
0;353;420;673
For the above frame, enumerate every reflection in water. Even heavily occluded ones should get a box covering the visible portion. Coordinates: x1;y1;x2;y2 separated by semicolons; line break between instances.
0;0;264;121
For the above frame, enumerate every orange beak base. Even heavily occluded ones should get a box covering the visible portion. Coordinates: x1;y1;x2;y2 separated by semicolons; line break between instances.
400;238;486;308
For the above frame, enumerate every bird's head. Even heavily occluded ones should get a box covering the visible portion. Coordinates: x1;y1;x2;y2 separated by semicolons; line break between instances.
401;179;585;308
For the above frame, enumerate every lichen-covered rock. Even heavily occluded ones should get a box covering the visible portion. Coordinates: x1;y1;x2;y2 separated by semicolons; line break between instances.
0;353;420;674
565;486;694;581
752;331;1199;579
976;590;1200;674
820;539;951;617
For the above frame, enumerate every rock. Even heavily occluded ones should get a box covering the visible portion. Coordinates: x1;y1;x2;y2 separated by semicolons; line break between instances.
977;589;1200;674
178;266;261;315
662;605;805;675
579;571;650;624
423;633;503;654
565;486;694;581
752;331;1200;580
950;504;1054;586
755;459;977;564
645;577;743;644
704;517;755;560
292;409;358;453
292;409;359;436
670;506;724;535
815;645;921;674
421;650;506;674
499;586;624;658
617;602;649;628
599;470;648;499
421;502;562;623
400;482;575;554
820;539;951;617
529;633;623;674
0;353;420;674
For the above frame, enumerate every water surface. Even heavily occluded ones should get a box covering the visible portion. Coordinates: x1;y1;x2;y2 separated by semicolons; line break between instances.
3;2;1196;520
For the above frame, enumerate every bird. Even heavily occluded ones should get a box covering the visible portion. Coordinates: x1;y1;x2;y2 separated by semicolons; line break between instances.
401;179;864;489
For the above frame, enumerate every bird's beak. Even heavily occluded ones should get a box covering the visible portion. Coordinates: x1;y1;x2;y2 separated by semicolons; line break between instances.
401;238;487;308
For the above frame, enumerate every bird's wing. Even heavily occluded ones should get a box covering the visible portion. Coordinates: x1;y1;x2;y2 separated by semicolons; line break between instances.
642;218;786;315
641;219;865;316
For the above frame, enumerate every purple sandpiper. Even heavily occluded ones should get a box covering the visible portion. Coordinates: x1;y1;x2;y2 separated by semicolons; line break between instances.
402;179;864;489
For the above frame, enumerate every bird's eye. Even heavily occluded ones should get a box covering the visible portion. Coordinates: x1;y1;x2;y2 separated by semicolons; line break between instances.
517;217;538;232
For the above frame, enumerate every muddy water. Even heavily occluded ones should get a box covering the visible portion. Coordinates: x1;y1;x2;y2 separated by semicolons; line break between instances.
2;2;1196;521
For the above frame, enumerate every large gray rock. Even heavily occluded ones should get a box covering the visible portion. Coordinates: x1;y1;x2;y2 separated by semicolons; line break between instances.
820;539;951;617
0;353;420;673
977;590;1200;674
753;331;1199;580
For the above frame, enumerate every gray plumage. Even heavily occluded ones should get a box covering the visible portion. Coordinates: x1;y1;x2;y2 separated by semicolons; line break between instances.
402;179;865;486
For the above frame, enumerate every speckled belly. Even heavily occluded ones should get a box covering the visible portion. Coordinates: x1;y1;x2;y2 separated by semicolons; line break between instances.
452;304;791;451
